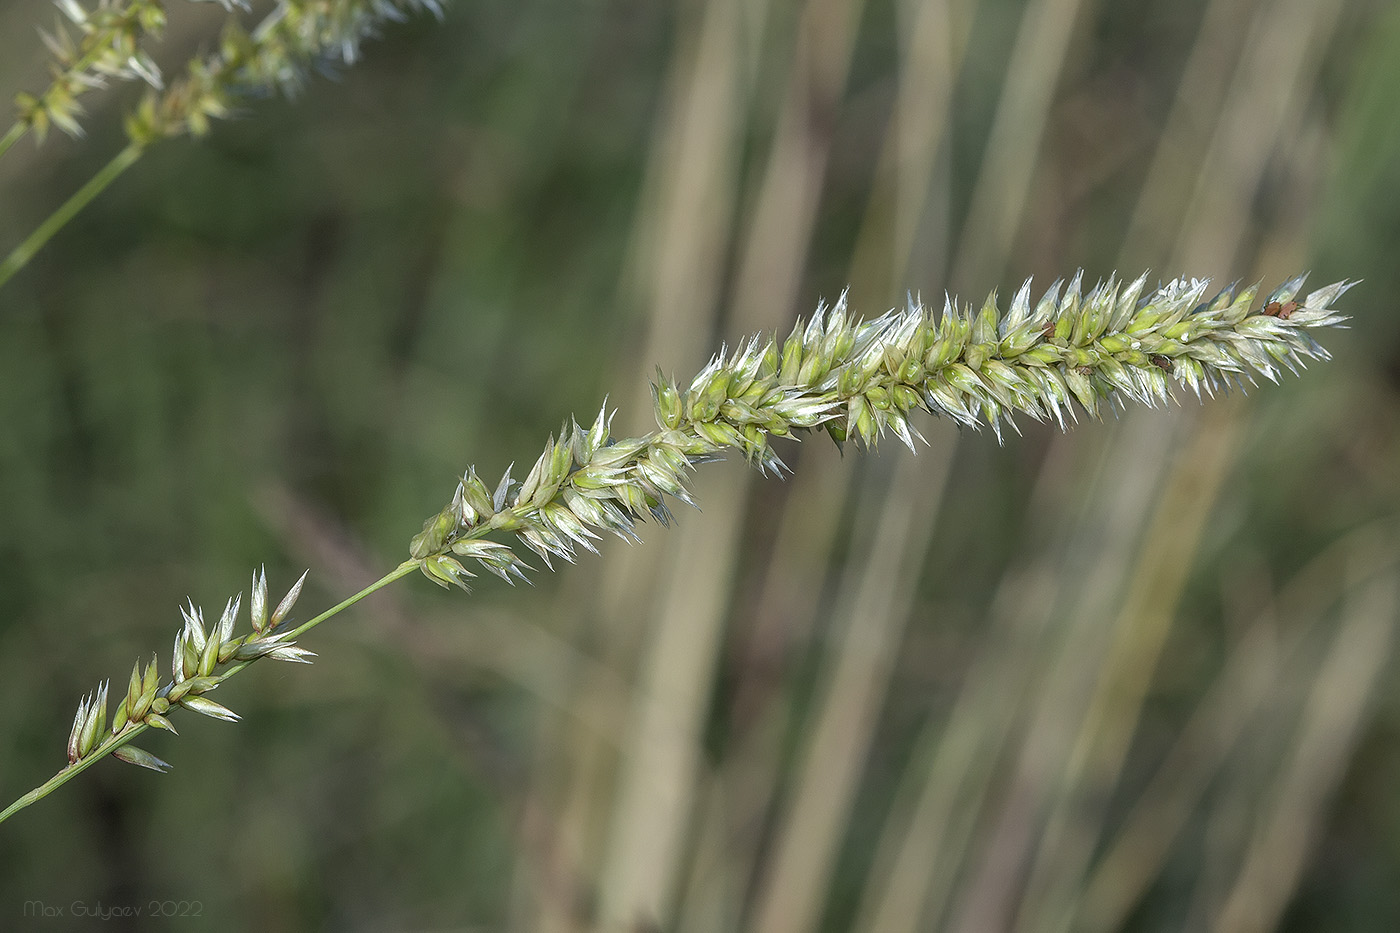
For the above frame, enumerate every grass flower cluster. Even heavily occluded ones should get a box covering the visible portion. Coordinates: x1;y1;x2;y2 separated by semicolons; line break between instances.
0;569;321;821
0;0;444;289
124;0;445;146
0;269;1351;824
409;272;1351;589
4;0;169;152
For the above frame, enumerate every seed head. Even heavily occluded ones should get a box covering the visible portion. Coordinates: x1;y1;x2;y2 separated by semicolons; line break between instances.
409;272;1354;589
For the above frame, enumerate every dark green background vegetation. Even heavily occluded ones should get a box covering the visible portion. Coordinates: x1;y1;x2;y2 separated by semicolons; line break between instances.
3;0;1400;929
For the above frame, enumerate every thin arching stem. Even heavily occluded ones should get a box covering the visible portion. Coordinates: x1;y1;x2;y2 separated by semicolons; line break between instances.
0;559;421;825
0;123;26;162
0;724;154;825
0;142;144;292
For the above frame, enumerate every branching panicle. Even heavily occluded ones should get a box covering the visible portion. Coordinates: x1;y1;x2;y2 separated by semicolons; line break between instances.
408;273;1352;589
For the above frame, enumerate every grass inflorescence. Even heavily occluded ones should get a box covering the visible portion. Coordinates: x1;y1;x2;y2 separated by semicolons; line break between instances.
0;269;1351;824
0;0;445;289
0;568;320;822
8;0;444;149
408;272;1352;590
6;0;170;151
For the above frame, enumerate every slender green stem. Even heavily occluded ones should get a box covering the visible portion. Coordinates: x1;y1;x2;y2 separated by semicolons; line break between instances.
0;142;144;292
0;122;26;162
286;560;420;642
212;559;421;681
0;559;421;825
0;723;152;824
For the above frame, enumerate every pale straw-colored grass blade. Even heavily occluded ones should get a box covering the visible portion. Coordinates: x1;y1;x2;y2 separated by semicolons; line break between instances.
1119;0;1262;264
1012;402;1242;933
673;439;859;932
949;0;1093;292
852;437;1094;933
751;447;955;933
1212;567;1397;932
946;415;1184;932
741;1;973;930
521;0;766;925
1169;0;1348;278
685;0;970;925
598;0;867;927
1010;1;1349;927
1074;523;1400;932
843;0;1100;927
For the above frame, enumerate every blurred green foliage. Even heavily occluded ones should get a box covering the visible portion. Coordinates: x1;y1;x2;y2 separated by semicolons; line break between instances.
2;0;1400;930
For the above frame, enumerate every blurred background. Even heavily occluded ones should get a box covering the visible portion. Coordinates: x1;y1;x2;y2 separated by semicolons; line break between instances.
1;0;1399;929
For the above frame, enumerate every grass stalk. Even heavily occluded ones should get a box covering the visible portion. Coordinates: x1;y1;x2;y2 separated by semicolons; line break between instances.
0;267;1352;842
0;722;152;826
0;142;143;291
752;449;951;933
0;558;419;826
950;0;1087;290
282;560;421;643
0;123;27;162
601;0;861;922
0;0;441;295
851;435;1089;933
546;0;757;918
1015;403;1240;933
1213;570;1397;932
1070;524;1400;931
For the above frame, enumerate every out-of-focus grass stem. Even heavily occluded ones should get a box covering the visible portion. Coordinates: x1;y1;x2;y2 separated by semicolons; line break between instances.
0;142;143;290
0;559;418;826
0;123;27;162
